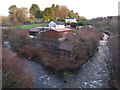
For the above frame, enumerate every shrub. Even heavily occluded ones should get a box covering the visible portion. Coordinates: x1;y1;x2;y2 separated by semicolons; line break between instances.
77;21;88;26
17;45;48;61
58;18;65;23
70;22;77;28
17;45;82;75
16;29;101;75
66;29;100;60
2;47;33;88
7;30;29;51
107;33;119;89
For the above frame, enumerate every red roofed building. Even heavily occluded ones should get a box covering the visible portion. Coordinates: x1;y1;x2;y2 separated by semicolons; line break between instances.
43;28;72;39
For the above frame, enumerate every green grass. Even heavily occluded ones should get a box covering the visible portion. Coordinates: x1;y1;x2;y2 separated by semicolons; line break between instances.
7;24;45;30
64;74;75;78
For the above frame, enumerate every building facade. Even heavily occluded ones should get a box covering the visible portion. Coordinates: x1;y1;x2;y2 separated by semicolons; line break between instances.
43;28;72;39
49;21;65;29
65;18;77;23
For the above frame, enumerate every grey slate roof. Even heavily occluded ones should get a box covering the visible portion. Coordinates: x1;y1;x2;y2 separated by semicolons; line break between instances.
54;21;65;25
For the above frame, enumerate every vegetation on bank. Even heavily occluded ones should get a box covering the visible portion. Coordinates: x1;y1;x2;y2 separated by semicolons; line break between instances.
2;15;119;88
2;47;34;88
2;1;119;89
107;16;119;89
2;29;102;76
90;16;119;89
108;35;119;89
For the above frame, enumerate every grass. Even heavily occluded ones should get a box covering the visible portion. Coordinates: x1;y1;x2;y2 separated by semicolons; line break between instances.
7;24;45;30
64;74;75;78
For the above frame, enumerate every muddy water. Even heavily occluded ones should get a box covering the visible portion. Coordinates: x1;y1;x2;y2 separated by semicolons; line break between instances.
3;34;110;88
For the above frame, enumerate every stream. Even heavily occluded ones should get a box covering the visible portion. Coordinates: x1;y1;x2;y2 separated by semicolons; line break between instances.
3;34;110;88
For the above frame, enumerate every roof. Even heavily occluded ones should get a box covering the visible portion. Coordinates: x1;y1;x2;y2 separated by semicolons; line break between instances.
29;27;50;32
53;21;65;25
29;27;40;32
59;43;73;51
51;28;72;32
65;18;76;19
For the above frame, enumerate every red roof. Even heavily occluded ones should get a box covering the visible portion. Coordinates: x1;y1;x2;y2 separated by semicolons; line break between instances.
59;43;73;51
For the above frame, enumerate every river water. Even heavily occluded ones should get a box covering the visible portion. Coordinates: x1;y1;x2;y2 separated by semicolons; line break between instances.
3;34;110;88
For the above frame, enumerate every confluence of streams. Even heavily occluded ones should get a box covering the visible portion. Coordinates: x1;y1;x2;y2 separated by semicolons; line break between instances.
3;34;110;88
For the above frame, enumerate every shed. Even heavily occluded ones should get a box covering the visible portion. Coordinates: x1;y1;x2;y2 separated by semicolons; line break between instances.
29;27;50;36
43;28;72;39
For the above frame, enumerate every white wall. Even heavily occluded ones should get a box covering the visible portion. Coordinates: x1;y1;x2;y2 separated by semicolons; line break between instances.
56;25;65;28
49;21;65;29
49;21;56;29
65;18;77;23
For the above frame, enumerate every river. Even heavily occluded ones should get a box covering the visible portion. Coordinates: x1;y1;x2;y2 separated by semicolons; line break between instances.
3;34;110;88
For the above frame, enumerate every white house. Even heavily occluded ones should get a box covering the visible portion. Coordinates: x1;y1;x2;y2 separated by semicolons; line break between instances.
65;18;77;23
49;21;65;29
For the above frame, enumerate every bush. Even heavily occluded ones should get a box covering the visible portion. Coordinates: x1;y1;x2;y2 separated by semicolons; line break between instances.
17;45;84;75
2;47;33;88
70;22;77;28
77;21;88;26
7;30;29;51
17;29;101;75
66;29;100;60
49;18;55;22
17;45;47;60
107;32;119;89
58;18;65;23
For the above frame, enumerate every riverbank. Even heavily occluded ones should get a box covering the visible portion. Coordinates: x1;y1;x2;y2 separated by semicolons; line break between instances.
2;34;111;88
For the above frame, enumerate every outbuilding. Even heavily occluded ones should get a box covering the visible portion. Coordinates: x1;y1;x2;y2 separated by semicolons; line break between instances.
43;28;72;39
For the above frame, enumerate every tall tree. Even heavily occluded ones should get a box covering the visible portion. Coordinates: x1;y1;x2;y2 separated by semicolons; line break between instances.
68;10;79;20
51;4;56;9
8;5;18;25
59;5;70;18
35;10;44;18
35;11;41;18
68;11;74;18
44;7;54;21
8;6;28;25
8;5;17;14
55;5;59;18
16;8;28;23
51;4;59;19
74;12;79;20
29;4;40;18
51;4;55;18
